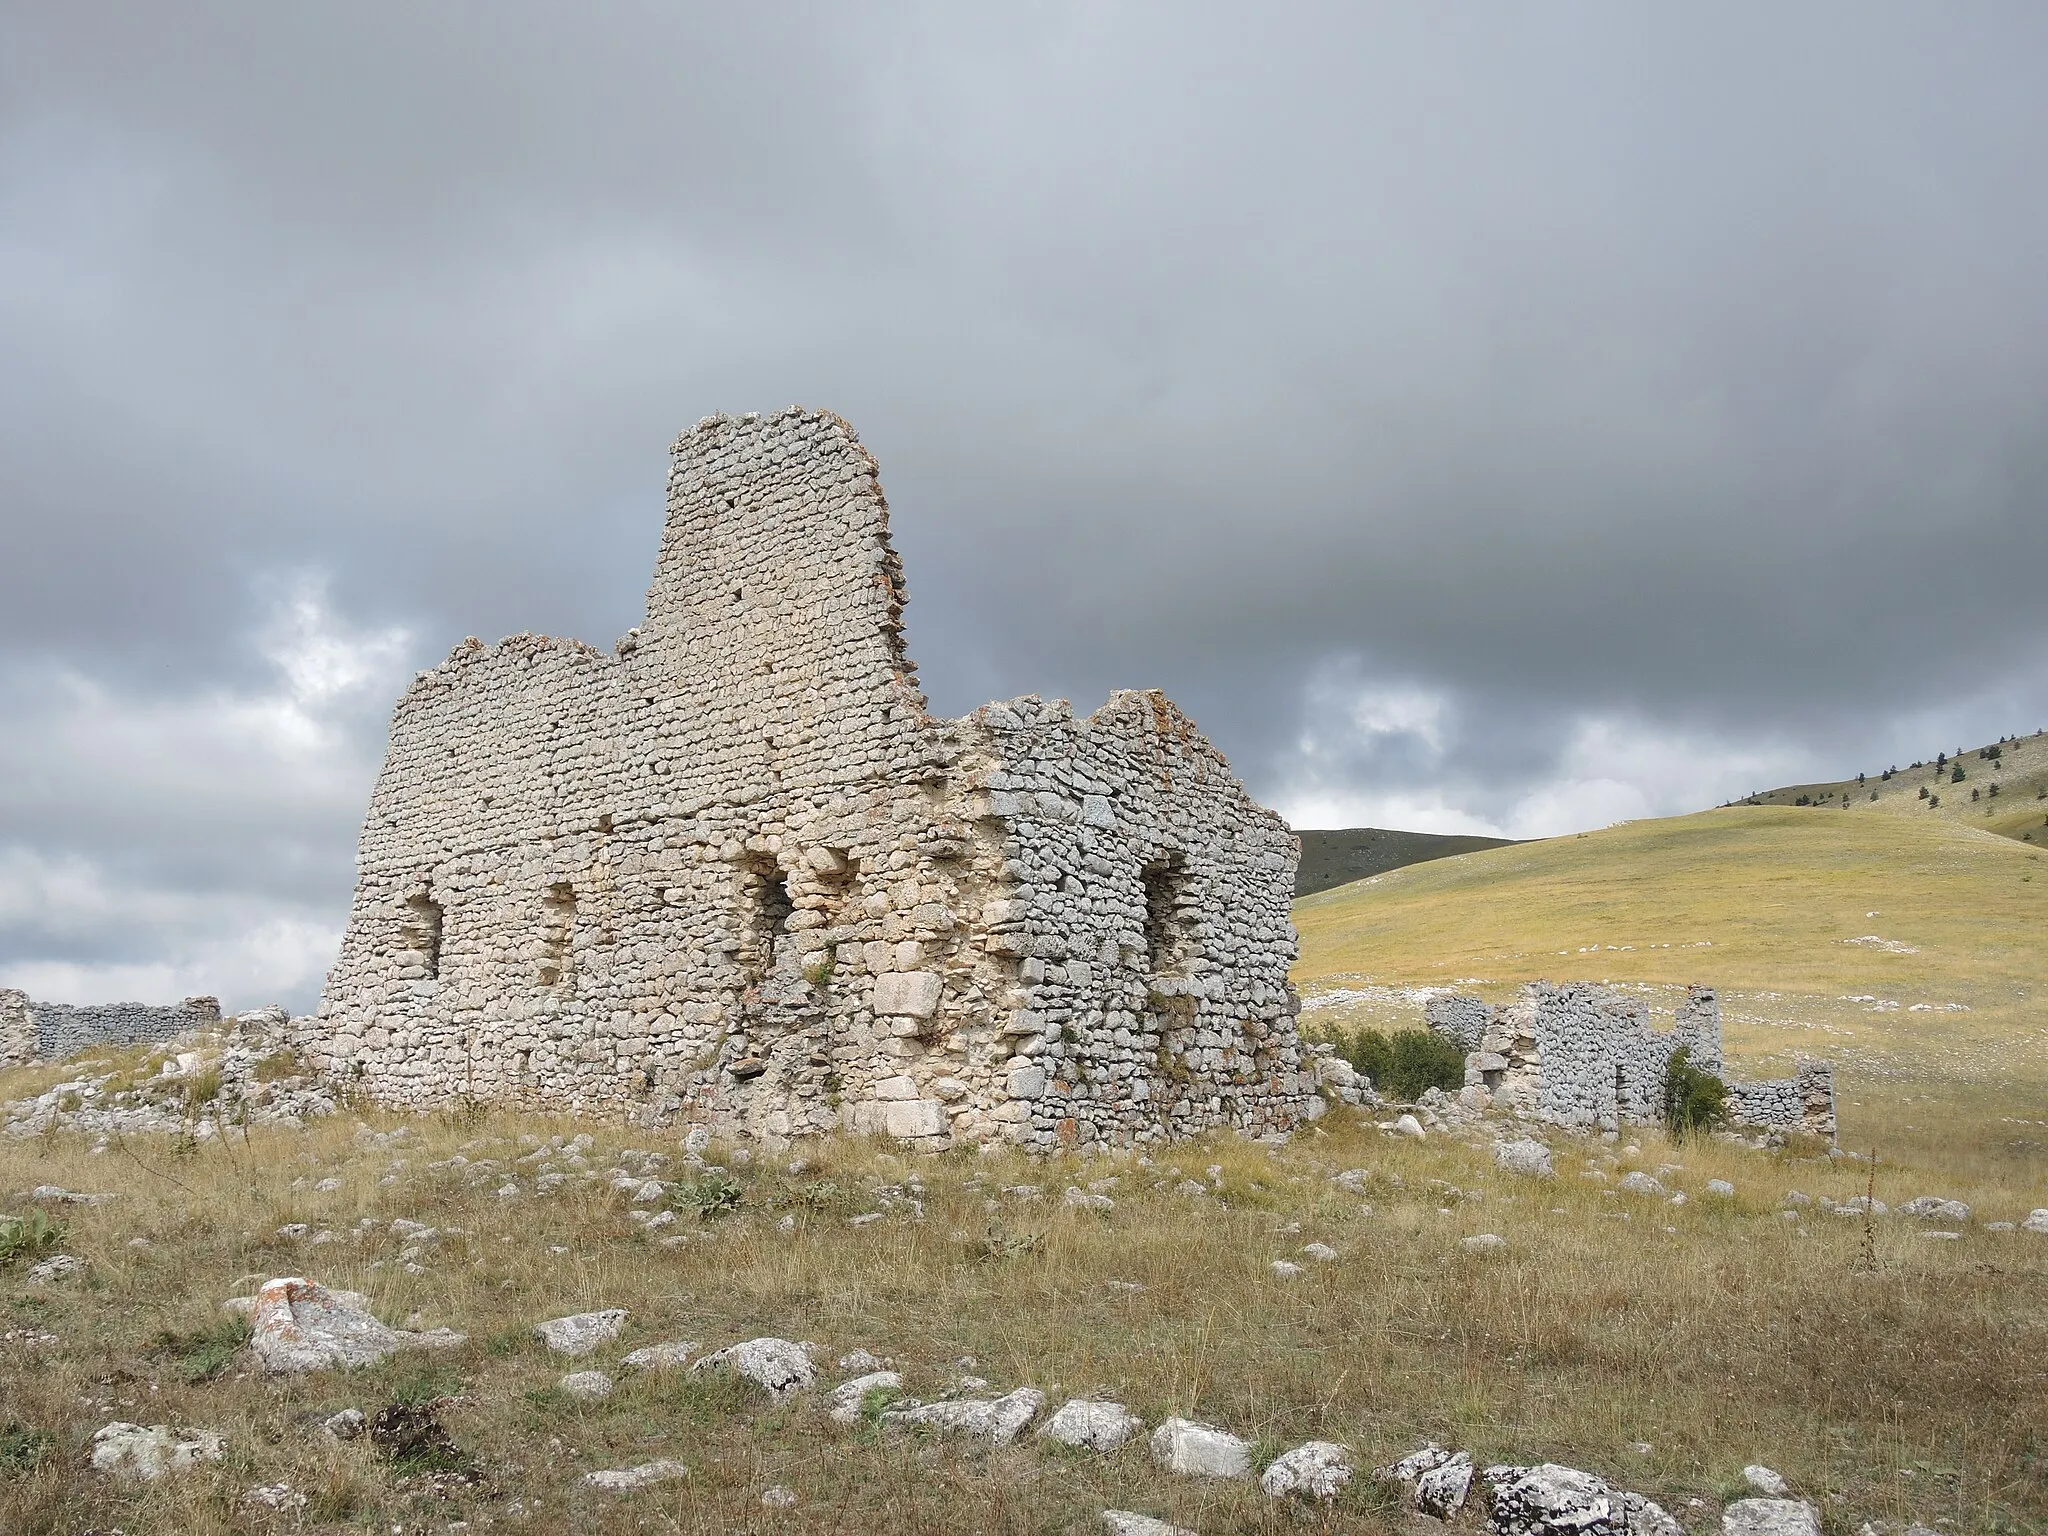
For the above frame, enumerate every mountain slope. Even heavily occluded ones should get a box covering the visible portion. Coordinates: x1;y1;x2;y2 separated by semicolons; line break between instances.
1739;728;2048;846
1292;826;1517;897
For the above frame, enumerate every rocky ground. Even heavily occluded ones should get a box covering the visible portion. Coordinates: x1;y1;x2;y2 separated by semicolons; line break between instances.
3;1023;2044;1535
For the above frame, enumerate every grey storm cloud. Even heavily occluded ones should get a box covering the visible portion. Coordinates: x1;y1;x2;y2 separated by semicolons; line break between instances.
3;3;2046;1008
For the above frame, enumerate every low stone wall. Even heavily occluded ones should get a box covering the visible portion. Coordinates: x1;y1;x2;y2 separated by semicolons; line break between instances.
1425;981;1834;1141
1725;1061;1836;1139
0;991;222;1069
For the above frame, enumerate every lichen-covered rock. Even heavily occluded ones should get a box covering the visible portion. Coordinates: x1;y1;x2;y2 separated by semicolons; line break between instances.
584;1459;690;1491
90;1422;225;1480
1742;1465;1788;1496
534;1308;628;1357
1041;1398;1141;1450
1260;1440;1352;1499
1494;1139;1554;1178
619;1340;696;1372
1721;1498;1821;1536
1897;1196;1970;1224
1619;1171;1666;1197
1101;1514;1196;1536
1483;1462;1615;1534
826;1370;902;1424
1415;1453;1475;1516
250;1277;464;1373
558;1370;614;1400
693;1336;815;1396
883;1387;1044;1445
1151;1417;1252;1478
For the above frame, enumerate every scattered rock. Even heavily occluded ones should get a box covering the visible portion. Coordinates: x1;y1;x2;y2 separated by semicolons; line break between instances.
1494;1140;1555;1178
761;1484;798;1509
1041;1398;1142;1450
2019;1209;2048;1235
1102;1513;1196;1536
1415;1454;1475;1517
244;1482;308;1511
883;1387;1044;1445
1482;1462;1615;1535
535;1308;628;1357
584;1459;690;1492
1383;1443;1457;1483
827;1370;903;1424
1301;1241;1338;1261
1065;1186;1116;1211
90;1422;225;1480
1462;1233;1508;1255
558;1370;614;1401
1151;1416;1252;1479
1898;1195;1970;1223
619;1341;696;1372
837;1348;890;1372
1393;1114;1427;1140
250;1277;465;1373
1619;1172;1666;1197
1743;1465;1789;1496
1722;1498;1822;1536
29;1186;115;1204
26;1254;88;1283
321;1407;366;1441
1260;1439;1353;1499
693;1336;815;1396
1270;1259;1304;1278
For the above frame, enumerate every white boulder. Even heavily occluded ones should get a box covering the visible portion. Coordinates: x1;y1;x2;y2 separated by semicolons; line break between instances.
1151;1416;1252;1478
1743;1465;1789;1496
250;1277;464;1373
826;1370;903;1424
620;1340;696;1372
1260;1439;1352;1499
558;1370;614;1401
693;1336;815;1396
90;1422;225;1480
584;1459;690;1491
1041;1398;1142;1450
1101;1514;1196;1536
1722;1498;1822;1536
1494;1139;1555;1178
883;1387;1044;1445
535;1308;628;1357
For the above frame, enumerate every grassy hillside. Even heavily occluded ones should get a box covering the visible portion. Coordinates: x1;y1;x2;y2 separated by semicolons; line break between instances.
1293;826;1518;897
1740;728;2048;846
1293;806;2048;1167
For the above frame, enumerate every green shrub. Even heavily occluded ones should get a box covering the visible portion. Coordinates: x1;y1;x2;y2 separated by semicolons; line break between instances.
1332;1027;1466;1102
668;1167;744;1221
0;1209;65;1268
1662;1047;1728;1140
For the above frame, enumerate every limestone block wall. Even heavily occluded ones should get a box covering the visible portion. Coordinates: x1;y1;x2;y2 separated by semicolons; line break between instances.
313;408;1309;1149
1434;982;1833;1139
0;989;222;1069
1422;993;1492;1050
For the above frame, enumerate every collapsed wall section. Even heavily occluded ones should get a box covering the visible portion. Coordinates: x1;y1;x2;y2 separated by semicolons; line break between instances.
1428;982;1833;1139
0;989;222;1069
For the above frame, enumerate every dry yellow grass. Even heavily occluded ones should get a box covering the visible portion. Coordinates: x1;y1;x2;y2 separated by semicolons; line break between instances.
1294;806;2048;1174
3;1094;2044;1535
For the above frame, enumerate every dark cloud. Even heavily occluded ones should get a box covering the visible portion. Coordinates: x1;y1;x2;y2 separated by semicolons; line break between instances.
3;4;2046;1007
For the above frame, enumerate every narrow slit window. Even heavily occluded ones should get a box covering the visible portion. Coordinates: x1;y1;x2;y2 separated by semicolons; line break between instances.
745;859;793;981
400;893;444;980
1141;854;1194;977
539;881;576;989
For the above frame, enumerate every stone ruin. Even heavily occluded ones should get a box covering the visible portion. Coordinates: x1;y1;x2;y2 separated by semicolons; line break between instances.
1424;982;1836;1139
311;408;1311;1150
0;989;221;1072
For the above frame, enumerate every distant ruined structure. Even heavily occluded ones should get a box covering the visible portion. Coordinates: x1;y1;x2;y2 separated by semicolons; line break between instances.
0;990;221;1071
1425;982;1836;1139
313;409;1310;1150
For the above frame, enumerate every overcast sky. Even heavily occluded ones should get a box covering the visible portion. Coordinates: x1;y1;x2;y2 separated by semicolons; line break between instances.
4;5;2046;1012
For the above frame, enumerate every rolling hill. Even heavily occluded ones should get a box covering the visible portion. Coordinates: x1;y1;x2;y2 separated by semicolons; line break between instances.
1291;804;2048;1165
1738;728;2048;846
1292;825;1517;896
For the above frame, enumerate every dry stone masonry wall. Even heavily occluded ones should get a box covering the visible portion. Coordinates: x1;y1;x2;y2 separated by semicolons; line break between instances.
0;988;222;1070
1426;983;1835;1139
314;409;1309;1151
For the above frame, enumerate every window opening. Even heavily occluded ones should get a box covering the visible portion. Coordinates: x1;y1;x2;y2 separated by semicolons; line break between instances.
744;859;793;981
539;881;576;989
1141;854;1194;976
400;893;443;980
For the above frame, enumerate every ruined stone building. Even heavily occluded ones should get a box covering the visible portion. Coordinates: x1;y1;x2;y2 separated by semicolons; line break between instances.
1;990;220;1071
1425;983;1836;1139
312;410;1310;1150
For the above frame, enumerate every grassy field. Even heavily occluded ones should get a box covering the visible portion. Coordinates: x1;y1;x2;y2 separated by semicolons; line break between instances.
3;1093;2044;1535
1294;829;1519;898
2;805;2044;1534
1294;805;2048;1176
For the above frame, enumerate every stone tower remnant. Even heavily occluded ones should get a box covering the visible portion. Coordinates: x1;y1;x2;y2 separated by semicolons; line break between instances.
314;409;1310;1149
